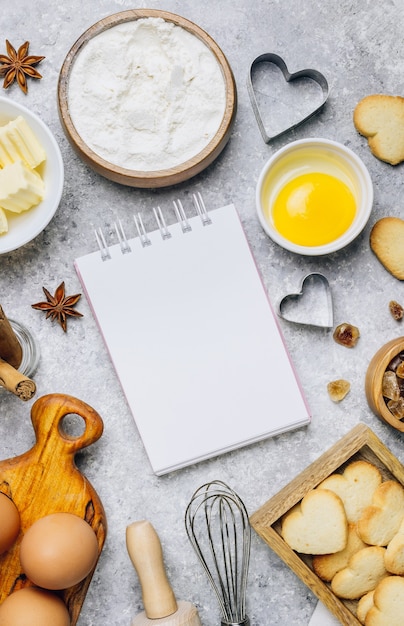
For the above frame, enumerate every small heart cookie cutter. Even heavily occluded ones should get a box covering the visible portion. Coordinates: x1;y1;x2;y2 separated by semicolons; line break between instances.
247;53;329;143
277;272;333;329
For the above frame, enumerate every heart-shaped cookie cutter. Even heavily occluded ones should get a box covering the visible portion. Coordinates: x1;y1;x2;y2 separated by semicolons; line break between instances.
277;272;333;329
247;53;329;143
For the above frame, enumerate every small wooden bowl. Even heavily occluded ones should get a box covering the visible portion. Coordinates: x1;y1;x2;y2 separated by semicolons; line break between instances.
57;9;237;188
365;336;404;432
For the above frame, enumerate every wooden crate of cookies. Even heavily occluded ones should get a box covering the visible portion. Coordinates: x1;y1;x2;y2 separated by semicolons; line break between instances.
250;423;404;626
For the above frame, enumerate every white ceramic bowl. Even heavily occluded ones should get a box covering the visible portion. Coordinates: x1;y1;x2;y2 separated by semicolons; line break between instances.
0;97;64;254
256;138;373;256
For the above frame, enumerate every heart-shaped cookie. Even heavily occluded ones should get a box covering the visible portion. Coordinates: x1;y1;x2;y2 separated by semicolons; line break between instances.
247;53;329;143
317;460;382;523
357;590;375;624
331;546;388;599
354;94;404;165
385;517;404;575
370;217;404;280
281;489;347;555
366;576;404;626
358;480;404;546
278;273;333;328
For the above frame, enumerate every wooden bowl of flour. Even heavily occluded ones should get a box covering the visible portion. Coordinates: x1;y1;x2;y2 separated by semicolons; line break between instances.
58;9;237;188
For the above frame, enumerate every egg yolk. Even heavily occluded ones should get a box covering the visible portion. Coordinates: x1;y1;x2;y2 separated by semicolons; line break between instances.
271;172;356;246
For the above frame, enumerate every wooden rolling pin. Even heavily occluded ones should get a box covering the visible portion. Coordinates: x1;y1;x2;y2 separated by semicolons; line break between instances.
126;520;201;626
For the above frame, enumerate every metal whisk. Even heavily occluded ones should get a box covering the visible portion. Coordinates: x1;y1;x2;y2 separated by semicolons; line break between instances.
185;480;251;626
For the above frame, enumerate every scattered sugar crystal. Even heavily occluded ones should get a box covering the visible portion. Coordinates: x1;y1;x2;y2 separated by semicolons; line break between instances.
327;379;350;402
333;323;360;348
389;300;404;321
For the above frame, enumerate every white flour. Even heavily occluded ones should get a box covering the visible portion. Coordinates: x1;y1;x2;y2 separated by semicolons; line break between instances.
68;17;227;171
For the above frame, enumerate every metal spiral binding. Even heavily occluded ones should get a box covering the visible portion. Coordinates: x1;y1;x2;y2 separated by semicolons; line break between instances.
95;194;213;260
134;212;152;247
194;191;212;226
114;220;131;254
153;206;172;240
94;227;111;261
173;199;192;233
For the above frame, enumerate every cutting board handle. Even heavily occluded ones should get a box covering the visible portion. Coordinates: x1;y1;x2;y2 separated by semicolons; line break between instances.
30;393;104;456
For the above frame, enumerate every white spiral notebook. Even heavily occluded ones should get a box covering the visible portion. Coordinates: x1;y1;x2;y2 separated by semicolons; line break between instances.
75;198;310;475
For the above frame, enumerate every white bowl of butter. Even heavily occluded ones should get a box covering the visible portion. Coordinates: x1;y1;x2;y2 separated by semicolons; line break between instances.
256;138;373;256
0;97;64;254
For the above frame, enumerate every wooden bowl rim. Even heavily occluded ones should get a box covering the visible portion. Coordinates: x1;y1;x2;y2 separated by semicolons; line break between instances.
365;336;404;431
57;9;237;188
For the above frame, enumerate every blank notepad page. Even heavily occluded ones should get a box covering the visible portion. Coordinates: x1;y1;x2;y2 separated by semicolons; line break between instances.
75;203;310;475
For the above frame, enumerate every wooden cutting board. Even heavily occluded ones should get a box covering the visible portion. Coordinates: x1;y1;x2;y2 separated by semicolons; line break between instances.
0;393;107;625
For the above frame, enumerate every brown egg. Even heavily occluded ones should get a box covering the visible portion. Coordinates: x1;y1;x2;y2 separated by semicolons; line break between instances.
0;587;70;625
0;492;20;554
19;512;99;590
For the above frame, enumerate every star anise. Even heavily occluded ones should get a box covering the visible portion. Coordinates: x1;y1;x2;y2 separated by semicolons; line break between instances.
32;282;83;332
0;40;45;94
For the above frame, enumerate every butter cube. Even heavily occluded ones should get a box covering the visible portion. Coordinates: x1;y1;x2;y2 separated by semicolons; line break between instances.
0;116;46;169
0;160;45;213
0;207;8;234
